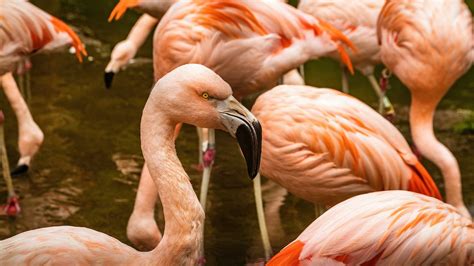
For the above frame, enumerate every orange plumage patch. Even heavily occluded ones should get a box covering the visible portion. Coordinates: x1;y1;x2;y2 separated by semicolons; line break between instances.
193;0;267;38
318;19;356;74
408;161;442;200
266;240;304;266
29;20;53;52
50;17;87;62
108;0;139;22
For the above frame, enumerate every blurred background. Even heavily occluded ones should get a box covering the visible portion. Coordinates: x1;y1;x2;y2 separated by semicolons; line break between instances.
0;0;473;265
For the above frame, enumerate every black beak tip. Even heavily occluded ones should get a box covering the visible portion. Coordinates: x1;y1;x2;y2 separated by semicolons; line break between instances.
11;164;29;176
236;120;262;180
104;72;115;89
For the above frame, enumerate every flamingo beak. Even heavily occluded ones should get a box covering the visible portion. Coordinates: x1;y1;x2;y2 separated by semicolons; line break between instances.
104;71;115;89
218;96;262;179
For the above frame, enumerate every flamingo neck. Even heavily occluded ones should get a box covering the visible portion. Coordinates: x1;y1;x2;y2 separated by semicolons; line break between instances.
409;98;470;218
141;93;204;264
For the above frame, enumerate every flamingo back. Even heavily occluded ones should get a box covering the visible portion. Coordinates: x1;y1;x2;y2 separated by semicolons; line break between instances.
252;86;440;206
151;0;354;97
268;191;474;265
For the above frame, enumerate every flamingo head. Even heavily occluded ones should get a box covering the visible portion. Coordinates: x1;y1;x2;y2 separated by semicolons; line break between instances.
146;64;262;178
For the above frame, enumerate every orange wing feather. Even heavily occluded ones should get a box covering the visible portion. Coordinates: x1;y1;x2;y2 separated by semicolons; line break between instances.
266;240;304;266
408;161;442;200
50;17;87;62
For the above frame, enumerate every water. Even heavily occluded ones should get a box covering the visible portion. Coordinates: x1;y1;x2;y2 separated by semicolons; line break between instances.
0;0;473;265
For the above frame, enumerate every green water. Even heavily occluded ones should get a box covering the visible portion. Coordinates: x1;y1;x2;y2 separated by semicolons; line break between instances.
0;0;473;265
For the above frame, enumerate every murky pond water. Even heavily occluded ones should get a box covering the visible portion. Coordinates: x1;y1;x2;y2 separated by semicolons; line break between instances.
0;0;473;265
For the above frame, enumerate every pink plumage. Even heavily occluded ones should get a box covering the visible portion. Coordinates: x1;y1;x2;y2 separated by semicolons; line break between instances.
268;191;473;265
378;0;472;218
0;0;87;75
252;85;441;206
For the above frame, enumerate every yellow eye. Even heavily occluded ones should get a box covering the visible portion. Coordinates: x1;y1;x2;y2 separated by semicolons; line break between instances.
202;92;209;99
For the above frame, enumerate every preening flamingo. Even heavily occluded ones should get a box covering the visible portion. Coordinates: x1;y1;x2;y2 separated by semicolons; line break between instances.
297;0;394;116
109;0;354;252
0;0;86;214
267;190;473;265
0;64;262;265
378;0;472;218
104;14;158;88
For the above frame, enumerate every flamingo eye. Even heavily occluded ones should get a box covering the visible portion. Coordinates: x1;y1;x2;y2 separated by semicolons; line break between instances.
202;92;209;99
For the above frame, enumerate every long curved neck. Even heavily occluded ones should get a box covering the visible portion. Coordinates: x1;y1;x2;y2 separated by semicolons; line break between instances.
141;92;204;264
410;97;470;217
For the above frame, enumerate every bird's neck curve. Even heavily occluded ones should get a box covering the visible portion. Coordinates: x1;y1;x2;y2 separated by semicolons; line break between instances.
140;90;204;264
409;97;470;218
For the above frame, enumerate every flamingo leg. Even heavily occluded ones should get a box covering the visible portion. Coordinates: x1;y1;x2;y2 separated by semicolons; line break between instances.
254;173;272;261
0;113;20;217
298;64;305;82
314;204;326;218
127;164;162;251
199;128;215;210
341;65;350;94
366;74;395;117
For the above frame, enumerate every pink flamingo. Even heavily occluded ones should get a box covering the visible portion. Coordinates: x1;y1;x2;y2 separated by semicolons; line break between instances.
0;0;86;214
297;0;394;116
108;0;355;252
252;85;442;258
104;14;158;88
378;0;472;218
0;64;262;265
267;190;473;265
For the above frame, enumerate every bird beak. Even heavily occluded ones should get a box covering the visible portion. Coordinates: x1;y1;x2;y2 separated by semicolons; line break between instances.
218;96;262;179
104;71;115;89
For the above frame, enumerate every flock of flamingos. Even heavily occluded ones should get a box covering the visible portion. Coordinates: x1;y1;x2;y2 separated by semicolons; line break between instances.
0;0;473;264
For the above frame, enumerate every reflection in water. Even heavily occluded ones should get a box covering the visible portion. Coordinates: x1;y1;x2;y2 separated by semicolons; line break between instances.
0;0;472;265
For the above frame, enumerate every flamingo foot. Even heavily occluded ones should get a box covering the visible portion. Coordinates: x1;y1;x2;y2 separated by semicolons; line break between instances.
11;164;29;176
3;196;20;217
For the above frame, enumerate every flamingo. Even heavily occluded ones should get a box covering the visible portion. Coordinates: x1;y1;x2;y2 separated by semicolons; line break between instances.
108;0;355;252
296;0;395;116
267;190;473;265
104;14;159;88
251;85;443;257
252;85;441;207
0;0;86;214
1;73;43;176
378;0;472;218
0;64;262;265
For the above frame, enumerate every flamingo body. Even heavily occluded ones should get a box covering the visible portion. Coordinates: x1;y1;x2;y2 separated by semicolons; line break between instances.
252;86;440;206
152;0;354;98
268;191;474;265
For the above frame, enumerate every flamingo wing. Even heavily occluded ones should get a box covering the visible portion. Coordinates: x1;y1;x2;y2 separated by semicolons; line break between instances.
268;191;474;265
0;226;140;265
